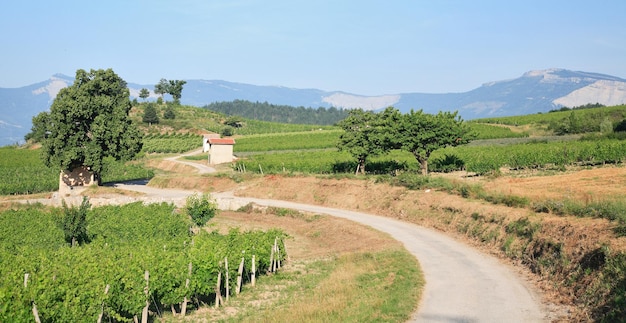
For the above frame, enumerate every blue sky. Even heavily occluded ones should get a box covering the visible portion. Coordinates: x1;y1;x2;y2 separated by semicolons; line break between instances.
1;0;625;95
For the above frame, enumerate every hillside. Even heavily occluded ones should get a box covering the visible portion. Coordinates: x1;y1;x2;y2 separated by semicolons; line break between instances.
2;68;626;146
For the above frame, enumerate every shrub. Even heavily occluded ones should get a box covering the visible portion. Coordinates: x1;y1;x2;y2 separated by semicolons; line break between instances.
185;193;218;226
59;197;91;246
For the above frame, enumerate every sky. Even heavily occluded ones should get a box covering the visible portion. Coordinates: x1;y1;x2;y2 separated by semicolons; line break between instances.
1;0;625;95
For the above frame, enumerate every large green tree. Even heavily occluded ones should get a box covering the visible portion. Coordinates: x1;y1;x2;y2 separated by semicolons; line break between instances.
40;68;143;179
337;108;394;174
168;79;186;104
139;88;150;101
154;78;169;101
398;110;472;175
142;102;159;124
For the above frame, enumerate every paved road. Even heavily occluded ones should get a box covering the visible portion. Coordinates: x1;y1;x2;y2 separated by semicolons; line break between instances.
17;148;548;321
212;191;546;322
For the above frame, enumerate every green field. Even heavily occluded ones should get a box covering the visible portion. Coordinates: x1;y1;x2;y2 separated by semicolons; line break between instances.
0;202;285;322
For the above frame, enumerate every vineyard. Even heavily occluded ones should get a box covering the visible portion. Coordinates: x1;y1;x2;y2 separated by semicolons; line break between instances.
232;138;626;175
142;133;201;153
0;147;154;195
0;202;286;322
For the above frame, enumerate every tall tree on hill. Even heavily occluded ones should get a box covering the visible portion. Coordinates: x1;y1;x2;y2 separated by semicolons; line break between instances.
397;110;472;175
139;88;150;101
143;102;159;125
168;79;186;105
40;68;143;182
154;78;169;102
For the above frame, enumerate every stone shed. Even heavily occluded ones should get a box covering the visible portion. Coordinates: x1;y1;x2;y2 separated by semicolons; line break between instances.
206;137;236;165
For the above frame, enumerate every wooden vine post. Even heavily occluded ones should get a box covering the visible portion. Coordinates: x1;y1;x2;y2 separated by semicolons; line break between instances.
251;255;256;287
236;257;245;294
24;273;41;323
225;257;230;302
141;270;149;323
97;284;110;323
181;262;192;316
214;270;223;308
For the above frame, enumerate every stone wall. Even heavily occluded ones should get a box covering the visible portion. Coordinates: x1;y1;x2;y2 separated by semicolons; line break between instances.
59;166;98;195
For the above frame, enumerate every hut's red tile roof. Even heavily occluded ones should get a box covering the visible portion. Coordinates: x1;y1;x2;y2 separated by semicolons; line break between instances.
208;138;235;145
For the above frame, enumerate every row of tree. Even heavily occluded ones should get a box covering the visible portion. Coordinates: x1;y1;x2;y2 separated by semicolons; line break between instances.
337;107;473;175
136;78;186;105
204;99;349;125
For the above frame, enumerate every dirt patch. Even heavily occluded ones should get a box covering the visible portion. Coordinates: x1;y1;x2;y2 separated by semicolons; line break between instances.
481;166;626;202
210;210;400;261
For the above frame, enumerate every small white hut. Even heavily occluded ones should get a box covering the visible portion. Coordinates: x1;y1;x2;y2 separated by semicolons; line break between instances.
205;137;236;165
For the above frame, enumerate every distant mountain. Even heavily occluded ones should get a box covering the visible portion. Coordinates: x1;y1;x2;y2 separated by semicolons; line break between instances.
2;68;626;146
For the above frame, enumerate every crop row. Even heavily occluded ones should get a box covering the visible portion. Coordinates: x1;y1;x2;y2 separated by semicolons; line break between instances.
142;137;201;153
234;130;341;152
0;148;154;195
0;203;286;322
233;139;626;175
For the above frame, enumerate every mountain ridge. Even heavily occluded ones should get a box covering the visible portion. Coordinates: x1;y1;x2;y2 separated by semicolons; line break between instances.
1;68;626;146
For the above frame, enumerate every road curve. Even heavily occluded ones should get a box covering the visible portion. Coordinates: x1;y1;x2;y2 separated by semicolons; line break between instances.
21;181;546;321
213;191;546;323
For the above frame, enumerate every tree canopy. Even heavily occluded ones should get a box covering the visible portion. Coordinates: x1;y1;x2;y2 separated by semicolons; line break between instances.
39;68;143;176
397;110;472;175
336;108;390;174
153;78;186;104
336;107;472;175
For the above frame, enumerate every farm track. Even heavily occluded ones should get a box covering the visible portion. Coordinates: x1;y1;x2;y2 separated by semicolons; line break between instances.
13;151;550;322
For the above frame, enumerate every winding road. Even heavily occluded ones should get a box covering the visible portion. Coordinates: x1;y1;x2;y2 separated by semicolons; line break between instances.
22;153;548;321
115;155;547;322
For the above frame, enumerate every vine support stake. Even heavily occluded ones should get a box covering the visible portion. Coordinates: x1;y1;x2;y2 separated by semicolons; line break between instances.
251;255;256;287
97;284;110;323
215;271;223;308
236;257;245;294
142;270;149;323
181;262;192;316
225;257;230;302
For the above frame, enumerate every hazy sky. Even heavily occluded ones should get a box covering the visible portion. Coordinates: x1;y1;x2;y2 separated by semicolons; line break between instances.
1;0;625;95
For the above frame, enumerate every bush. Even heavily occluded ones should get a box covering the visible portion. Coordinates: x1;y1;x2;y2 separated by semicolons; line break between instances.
59;197;91;246
185;193;218;226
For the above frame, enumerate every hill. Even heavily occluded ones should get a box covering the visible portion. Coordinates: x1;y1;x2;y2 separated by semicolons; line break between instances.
2;68;626;146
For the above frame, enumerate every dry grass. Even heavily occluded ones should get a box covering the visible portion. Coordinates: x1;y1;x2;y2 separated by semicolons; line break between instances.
170;210;422;322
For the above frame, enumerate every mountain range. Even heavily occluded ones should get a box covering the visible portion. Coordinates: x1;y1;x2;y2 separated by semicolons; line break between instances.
1;68;626;147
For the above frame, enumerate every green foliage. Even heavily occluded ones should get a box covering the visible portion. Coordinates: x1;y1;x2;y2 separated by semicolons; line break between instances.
163;105;176;119
336;108;399;174
40;68;143;174
142;102;159;124
141;133;199;153
154;79;186;104
139;88;150;101
204;99;349;125
221;126;234;137
234;130;341;152
476;105;626;131
24;111;51;143
468;123;529;139
398;109;473;174
186;193;218;226
0;147;153;194
0;203;287;321
0;147;58;194
59;197;91;246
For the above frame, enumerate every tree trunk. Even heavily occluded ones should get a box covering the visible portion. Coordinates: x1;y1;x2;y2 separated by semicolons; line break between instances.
357;158;366;175
419;158;428;175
